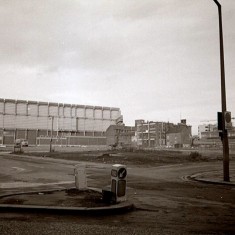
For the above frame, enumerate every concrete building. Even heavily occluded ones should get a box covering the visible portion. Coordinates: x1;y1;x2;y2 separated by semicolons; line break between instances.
199;126;235;150
0;98;122;146
198;123;217;139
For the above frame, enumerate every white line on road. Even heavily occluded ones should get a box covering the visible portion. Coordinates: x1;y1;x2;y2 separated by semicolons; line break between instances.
12;167;26;172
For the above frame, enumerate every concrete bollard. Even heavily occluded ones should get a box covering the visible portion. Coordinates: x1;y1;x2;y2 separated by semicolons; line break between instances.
74;164;87;190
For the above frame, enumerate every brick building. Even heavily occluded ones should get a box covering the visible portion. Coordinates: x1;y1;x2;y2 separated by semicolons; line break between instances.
135;119;192;148
166;122;192;148
106;125;136;148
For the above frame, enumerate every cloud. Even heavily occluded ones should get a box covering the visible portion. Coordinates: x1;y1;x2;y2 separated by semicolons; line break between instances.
0;0;234;134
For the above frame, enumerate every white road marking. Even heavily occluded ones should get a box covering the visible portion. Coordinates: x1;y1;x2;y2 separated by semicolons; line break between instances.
12;167;25;172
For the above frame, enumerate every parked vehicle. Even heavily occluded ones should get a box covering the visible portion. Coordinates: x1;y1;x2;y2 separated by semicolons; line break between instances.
15;139;28;147
21;140;29;147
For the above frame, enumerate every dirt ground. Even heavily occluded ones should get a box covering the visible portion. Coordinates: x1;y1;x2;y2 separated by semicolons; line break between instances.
22;148;232;166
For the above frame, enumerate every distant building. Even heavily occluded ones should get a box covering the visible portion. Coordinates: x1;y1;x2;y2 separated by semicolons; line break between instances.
198;124;217;139
199;125;235;150
0;98;122;146
135;119;192;148
166;121;192;148
106;125;136;148
135;120;171;147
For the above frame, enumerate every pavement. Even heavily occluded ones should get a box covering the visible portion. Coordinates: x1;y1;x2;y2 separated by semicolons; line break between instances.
189;169;235;186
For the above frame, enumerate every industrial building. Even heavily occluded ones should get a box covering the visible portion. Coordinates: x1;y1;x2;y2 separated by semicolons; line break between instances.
0;98;122;146
136;119;192;148
198;124;217;139
197;125;235;150
135;120;169;147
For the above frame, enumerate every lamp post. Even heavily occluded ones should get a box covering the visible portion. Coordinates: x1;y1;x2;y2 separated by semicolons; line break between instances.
212;0;230;181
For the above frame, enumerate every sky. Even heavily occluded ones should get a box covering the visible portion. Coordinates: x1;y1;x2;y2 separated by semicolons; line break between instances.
0;0;234;134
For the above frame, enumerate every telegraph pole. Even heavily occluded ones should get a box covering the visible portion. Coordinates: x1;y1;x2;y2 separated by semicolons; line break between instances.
213;0;230;181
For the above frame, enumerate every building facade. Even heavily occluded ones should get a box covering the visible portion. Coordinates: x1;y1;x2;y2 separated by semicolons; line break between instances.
135;119;175;147
0;98;122;146
106;125;136;148
198;124;217;139
135;119;192;148
198;126;235;150
166;122;192;148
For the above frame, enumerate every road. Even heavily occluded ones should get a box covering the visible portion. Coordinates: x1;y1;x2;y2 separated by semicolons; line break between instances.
0;152;235;234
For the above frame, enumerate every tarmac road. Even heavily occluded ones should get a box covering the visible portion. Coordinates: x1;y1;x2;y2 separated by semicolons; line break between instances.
0;152;235;234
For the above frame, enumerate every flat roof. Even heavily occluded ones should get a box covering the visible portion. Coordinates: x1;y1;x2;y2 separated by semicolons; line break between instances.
0;98;120;110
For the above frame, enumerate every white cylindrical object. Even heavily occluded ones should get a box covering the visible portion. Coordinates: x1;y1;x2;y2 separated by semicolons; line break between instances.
74;164;87;190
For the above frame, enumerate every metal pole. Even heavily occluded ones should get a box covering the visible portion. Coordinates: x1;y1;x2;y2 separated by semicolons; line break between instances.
159;123;161;147
148;121;150;147
57;116;59;137
49;116;54;152
213;0;230;181
141;122;143;147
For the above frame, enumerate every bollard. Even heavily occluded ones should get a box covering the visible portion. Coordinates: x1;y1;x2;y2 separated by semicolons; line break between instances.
74;164;87;190
111;164;127;202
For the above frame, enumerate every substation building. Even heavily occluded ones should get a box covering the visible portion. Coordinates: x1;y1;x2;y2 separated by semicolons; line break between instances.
0;98;121;146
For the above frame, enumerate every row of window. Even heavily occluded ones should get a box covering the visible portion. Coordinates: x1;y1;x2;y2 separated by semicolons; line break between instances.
0;102;120;119
0;115;114;132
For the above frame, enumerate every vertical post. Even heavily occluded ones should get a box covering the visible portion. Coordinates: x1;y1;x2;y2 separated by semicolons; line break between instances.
56;116;59;137
213;0;230;181
148;121;150;147
36;129;38;146
49;116;54;152
141;122;143;147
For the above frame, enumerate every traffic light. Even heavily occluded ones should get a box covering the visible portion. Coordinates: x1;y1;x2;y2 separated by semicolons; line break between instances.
218;111;232;131
224;111;232;130
217;112;223;131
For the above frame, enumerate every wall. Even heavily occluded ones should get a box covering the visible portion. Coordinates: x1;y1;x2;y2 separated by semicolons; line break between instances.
166;133;182;147
106;125;136;147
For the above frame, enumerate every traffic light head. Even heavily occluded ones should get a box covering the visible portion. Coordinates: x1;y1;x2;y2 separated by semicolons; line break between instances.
224;111;232;130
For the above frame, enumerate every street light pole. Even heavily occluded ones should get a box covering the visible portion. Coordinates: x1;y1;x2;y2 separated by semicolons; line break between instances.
212;0;230;181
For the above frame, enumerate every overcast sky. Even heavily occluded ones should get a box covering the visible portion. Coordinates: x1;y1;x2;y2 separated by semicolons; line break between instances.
0;0;234;134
